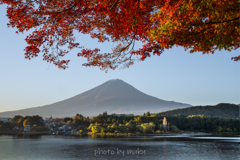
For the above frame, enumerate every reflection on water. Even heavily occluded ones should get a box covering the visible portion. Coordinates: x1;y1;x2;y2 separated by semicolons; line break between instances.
0;134;239;160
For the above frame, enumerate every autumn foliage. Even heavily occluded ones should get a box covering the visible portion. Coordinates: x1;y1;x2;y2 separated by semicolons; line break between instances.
0;0;239;70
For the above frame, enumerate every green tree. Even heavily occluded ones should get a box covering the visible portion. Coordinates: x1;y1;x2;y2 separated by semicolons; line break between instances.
217;126;223;132
101;127;105;133
226;128;232;132
146;112;151;117
17;117;24;127
87;124;95;130
13;115;22;122
92;126;101;133
112;119;116;123
62;117;71;122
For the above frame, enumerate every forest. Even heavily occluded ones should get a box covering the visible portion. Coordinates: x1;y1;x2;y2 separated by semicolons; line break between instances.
87;112;240;133
161;103;240;119
0;111;239;133
0;115;49;132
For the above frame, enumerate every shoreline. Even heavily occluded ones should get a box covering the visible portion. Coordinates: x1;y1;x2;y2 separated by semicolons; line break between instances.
0;131;51;135
1;131;238;136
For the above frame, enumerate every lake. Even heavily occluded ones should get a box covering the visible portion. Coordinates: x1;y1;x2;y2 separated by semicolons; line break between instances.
0;134;239;160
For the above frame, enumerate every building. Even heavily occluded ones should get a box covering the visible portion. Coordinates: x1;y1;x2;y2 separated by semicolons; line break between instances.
58;125;71;131
24;125;31;131
0;118;12;122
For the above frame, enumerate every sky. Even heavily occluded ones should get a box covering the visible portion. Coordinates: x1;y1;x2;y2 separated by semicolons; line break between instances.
0;5;239;113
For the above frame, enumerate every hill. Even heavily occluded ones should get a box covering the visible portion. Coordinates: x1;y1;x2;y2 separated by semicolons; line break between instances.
160;103;240;119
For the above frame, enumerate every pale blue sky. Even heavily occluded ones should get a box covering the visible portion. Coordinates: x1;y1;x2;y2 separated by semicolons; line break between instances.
0;5;239;112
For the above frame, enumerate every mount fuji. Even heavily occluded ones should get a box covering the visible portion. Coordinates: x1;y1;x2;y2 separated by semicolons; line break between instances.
0;79;191;117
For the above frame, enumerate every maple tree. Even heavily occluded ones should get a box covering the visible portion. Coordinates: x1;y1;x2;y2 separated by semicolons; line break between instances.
0;0;239;70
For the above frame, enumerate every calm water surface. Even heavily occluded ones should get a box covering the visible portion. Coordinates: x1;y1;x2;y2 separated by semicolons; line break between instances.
0;134;239;160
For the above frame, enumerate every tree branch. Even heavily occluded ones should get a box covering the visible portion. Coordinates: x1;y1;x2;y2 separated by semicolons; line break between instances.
110;0;119;11
191;16;240;26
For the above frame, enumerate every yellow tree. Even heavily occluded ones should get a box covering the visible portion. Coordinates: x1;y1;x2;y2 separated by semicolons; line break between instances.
149;0;239;58
23;119;30;127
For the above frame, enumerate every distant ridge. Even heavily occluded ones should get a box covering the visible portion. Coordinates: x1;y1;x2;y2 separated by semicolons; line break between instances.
160;103;240;119
0;79;191;118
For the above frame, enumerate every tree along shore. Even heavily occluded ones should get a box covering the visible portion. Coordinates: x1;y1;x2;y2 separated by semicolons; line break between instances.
1;112;239;135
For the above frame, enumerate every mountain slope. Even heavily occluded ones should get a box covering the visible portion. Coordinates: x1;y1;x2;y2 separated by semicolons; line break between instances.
0;79;191;118
160;103;240;119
